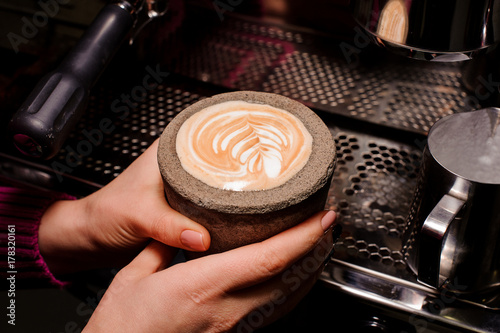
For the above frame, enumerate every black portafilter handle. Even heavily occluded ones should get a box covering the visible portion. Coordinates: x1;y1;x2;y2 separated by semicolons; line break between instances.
9;2;137;159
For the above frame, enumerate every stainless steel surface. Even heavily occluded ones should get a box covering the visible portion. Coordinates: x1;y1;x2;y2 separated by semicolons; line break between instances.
351;0;500;61
322;259;500;333
318;125;500;332
1;3;499;332
126;0;170;44
417;193;465;287
402;108;500;306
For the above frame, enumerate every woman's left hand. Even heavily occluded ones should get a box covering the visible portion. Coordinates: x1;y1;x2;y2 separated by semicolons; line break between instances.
39;139;211;274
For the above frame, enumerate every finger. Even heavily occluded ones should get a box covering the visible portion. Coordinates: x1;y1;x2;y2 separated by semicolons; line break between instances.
231;229;334;309
118;140;210;251
222;231;336;331
190;210;337;291
147;203;211;252
233;261;321;331
120;240;176;280
124;139;212;252
118;139;161;183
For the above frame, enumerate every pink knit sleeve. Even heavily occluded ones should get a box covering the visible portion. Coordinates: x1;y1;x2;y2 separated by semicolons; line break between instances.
0;186;76;289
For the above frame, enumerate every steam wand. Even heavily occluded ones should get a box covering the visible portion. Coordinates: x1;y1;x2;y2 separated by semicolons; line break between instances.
9;0;168;159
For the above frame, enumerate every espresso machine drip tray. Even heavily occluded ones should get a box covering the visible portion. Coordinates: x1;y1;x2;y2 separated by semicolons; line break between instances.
1;3;498;332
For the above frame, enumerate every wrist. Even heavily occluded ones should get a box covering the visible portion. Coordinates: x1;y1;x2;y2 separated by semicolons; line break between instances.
39;199;92;275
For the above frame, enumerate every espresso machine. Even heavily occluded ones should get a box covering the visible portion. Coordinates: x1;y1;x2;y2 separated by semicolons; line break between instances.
1;0;500;332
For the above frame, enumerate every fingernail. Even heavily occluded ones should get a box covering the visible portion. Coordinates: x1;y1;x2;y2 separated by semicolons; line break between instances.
321;210;336;232
180;230;206;251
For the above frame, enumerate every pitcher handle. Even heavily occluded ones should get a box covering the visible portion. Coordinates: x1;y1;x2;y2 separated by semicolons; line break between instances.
418;194;466;288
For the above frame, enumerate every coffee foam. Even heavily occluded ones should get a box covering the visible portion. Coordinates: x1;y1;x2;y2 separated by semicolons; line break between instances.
176;101;313;191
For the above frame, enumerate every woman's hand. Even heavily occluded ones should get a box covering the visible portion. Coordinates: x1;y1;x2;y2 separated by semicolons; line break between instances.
39;139;211;274
84;210;337;333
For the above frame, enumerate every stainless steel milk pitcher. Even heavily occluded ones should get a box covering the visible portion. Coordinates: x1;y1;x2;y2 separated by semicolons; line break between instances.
403;108;500;301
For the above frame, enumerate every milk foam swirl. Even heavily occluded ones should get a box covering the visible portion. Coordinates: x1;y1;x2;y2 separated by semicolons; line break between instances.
176;101;313;191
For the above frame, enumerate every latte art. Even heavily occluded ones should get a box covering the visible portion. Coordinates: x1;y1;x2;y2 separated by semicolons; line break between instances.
176;101;313;191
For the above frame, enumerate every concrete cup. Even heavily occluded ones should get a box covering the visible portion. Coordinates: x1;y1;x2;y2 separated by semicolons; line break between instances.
158;91;336;257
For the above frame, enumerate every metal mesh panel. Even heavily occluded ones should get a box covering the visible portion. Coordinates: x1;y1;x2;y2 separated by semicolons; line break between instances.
160;6;475;135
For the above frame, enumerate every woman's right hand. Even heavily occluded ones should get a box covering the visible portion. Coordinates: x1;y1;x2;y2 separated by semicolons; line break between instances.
84;210;337;333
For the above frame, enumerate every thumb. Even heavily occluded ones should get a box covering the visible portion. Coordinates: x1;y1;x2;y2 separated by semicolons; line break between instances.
122;241;175;279
147;203;211;252
102;241;174;303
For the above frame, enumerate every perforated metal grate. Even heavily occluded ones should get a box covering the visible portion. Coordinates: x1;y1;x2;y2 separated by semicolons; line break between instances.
50;83;203;182
158;6;476;135
320;128;421;278
54;78;422;281
262;51;357;107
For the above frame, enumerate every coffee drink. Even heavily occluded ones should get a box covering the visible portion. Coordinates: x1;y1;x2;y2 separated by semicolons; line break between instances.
158;91;336;256
176;100;313;191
